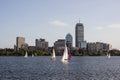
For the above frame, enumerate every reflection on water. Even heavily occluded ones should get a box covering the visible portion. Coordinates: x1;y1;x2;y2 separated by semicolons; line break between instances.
0;56;120;80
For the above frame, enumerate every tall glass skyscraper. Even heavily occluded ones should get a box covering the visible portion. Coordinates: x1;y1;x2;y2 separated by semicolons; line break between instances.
65;33;73;48
75;21;84;48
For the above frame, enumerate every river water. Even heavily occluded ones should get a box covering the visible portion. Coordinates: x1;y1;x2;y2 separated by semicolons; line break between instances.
0;56;120;80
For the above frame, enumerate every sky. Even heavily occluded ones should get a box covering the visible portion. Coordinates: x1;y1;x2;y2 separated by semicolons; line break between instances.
0;0;120;49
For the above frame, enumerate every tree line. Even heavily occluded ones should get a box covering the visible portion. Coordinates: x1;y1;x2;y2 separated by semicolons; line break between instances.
0;48;120;56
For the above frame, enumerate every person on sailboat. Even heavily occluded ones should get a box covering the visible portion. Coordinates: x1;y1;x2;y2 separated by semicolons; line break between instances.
68;53;72;60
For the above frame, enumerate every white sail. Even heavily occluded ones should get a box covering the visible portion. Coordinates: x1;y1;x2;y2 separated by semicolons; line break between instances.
24;51;28;58
32;54;34;57
51;48;56;60
107;53;109;57
52;49;56;58
61;44;68;63
107;52;111;59
108;53;111;58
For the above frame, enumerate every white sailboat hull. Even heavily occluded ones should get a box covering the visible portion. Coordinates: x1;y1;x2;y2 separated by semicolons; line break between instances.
61;59;68;64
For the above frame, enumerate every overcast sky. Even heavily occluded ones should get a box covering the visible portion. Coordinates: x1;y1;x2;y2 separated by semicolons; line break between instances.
0;0;120;49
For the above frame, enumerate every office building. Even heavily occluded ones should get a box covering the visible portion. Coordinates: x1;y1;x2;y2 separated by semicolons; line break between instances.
79;41;87;49
75;21;84;48
16;37;25;50
87;42;112;54
35;38;48;49
21;43;29;50
54;39;65;50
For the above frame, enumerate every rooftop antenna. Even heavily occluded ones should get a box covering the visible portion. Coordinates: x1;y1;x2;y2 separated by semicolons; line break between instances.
79;18;80;23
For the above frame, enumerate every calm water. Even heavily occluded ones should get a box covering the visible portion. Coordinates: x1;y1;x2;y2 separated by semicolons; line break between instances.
0;56;120;80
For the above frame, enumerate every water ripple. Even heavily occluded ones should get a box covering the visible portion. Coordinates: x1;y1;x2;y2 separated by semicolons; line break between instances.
0;56;120;80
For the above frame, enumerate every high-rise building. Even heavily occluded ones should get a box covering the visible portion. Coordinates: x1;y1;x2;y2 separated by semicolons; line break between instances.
35;38;48;49
75;21;84;48
16;37;25;50
65;33;73;48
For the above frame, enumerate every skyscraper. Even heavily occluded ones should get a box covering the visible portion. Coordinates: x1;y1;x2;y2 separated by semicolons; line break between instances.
65;33;73;48
16;37;25;50
75;21;84;48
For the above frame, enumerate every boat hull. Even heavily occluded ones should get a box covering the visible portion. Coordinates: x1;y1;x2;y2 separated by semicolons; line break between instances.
51;57;56;61
61;60;68;64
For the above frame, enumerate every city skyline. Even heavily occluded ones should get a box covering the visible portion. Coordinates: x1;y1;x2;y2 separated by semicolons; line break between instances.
0;0;120;49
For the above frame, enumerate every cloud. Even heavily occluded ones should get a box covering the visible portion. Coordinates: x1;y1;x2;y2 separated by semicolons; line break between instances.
95;26;104;30
108;24;120;28
95;24;120;30
49;20;68;27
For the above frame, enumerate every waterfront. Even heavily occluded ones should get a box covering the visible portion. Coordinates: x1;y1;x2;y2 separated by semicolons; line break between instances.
0;56;120;80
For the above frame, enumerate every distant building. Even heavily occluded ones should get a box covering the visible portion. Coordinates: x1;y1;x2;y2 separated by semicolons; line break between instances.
75;20;84;48
14;45;17;51
35;38;48;49
21;43;29;50
108;44;112;50
16;37;25;50
87;42;112;54
96;42;103;52
28;46;36;51
79;41;87;49
87;42;97;54
54;39;65;50
65;33;73;48
96;42;112;52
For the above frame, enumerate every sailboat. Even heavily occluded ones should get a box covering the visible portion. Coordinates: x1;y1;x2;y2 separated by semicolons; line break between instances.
107;52;111;58
107;53;109;57
24;51;28;58
51;48;56;60
108;53;111;58
32;54;34;57
61;44;68;64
